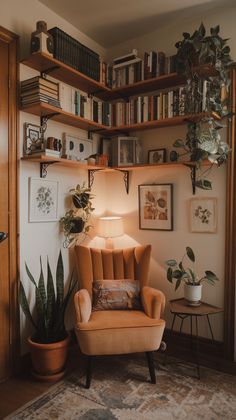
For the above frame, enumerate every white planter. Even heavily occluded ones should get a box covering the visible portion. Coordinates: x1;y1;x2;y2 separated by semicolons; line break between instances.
184;284;202;306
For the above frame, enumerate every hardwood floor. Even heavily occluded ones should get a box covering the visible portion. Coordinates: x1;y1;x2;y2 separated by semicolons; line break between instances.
0;346;84;419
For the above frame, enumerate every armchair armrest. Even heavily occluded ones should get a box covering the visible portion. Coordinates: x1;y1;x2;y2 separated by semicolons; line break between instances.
74;289;92;324
141;286;165;319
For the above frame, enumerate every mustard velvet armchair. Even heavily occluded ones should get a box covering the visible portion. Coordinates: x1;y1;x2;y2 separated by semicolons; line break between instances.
74;244;165;388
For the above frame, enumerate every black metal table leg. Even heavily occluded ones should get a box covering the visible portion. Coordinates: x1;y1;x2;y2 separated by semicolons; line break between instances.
195;316;200;379
206;314;215;342
164;313;176;365
190;315;193;350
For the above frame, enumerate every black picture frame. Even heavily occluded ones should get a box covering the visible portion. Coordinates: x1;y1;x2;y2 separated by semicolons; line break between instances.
138;183;173;231
148;148;167;164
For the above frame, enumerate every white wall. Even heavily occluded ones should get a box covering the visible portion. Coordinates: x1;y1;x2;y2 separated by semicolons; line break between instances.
104;4;236;342
1;0;107;349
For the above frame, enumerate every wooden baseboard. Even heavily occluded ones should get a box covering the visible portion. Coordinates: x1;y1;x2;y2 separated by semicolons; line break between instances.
163;328;236;375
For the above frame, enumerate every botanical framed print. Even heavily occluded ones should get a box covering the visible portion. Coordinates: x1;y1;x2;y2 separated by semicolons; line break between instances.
148;148;166;164
29;178;59;222
138;184;173;230
189;197;217;233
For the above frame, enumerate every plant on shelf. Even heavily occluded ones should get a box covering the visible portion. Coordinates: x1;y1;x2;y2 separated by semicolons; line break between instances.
19;251;77;380
60;183;94;247
166;246;219;305
173;23;233;190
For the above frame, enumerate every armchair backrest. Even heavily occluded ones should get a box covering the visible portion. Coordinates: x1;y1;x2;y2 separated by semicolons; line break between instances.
74;245;151;298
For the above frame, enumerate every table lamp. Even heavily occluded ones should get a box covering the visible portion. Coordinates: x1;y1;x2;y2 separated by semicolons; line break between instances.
98;216;123;248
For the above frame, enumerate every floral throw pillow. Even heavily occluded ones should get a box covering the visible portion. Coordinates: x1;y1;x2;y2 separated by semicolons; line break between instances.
92;279;141;311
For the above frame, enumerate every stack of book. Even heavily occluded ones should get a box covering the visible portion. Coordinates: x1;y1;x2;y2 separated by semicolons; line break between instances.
21;77;61;108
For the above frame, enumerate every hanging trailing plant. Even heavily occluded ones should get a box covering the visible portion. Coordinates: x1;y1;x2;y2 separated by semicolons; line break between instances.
60;183;95;247
173;23;233;190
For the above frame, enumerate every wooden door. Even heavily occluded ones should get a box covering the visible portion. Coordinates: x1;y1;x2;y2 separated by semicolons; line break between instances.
0;26;18;382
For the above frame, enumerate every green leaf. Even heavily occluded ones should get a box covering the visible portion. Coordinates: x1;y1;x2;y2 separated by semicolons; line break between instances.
173;139;184;148
19;281;37;330
46;258;56;335
198;23;206;38
166;259;177;267
210;25;220;36
38;256;46;306
175;277;182;291
189;268;197;283
205;270;219;282
195;179;212;190
183;32;190;39
179;262;184;272
25;263;37;287
173;270;182;279
167;267;173;283
186;247;195;262
56;251;64;306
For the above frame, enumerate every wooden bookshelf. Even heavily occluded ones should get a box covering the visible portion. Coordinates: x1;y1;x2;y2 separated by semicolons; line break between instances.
21;102;107;132
22;53;215;101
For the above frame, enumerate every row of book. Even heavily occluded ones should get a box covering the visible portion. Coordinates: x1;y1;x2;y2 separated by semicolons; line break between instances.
49;27;100;82
110;83;210;126
101;49;177;88
59;83;110;125
21;77;210;127
21;76;61;108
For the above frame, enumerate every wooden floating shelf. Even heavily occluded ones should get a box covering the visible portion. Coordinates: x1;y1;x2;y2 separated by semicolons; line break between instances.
102;112;217;135
21;52;111;100
22;53;215;101
21;155;210;171
21;102;107;132
21;154;107;170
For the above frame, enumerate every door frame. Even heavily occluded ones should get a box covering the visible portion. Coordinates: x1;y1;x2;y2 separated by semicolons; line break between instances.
0;26;19;376
224;65;236;360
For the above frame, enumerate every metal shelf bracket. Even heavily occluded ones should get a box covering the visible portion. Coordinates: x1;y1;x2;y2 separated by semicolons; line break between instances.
88;169;103;189
115;169;130;194
40;162;56;178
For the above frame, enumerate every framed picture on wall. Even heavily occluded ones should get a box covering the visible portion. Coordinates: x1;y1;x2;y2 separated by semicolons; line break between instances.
148;148;166;164
189;197;217;233
138;184;173;230
29;178;59;222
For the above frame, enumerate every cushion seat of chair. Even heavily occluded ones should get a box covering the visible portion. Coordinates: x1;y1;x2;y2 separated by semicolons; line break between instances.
75;310;165;356
78;310;164;330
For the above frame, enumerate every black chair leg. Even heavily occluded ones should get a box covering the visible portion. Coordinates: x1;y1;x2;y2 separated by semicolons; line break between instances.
85;356;93;389
146;351;156;384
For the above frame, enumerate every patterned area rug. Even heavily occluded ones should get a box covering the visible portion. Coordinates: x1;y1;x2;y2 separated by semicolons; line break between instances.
7;355;236;419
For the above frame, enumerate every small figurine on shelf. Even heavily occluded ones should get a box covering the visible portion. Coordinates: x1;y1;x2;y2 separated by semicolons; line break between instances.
30;21;54;56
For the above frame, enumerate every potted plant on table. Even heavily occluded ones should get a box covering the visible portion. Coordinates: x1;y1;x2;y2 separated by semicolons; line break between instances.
19;251;77;381
166;246;219;306
173;23;233;191
60;183;94;248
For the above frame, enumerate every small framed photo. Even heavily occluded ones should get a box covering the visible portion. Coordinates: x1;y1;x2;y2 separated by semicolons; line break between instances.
29;178;59;222
138;184;173;231
111;136;137;166
24;123;44;155
189;197;217;233
148;148;166;164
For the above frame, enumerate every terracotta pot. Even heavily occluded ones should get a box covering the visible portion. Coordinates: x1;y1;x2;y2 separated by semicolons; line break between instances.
184;284;202;306
28;334;70;382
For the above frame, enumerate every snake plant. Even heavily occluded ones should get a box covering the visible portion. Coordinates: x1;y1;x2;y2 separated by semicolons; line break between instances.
19;251;77;344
